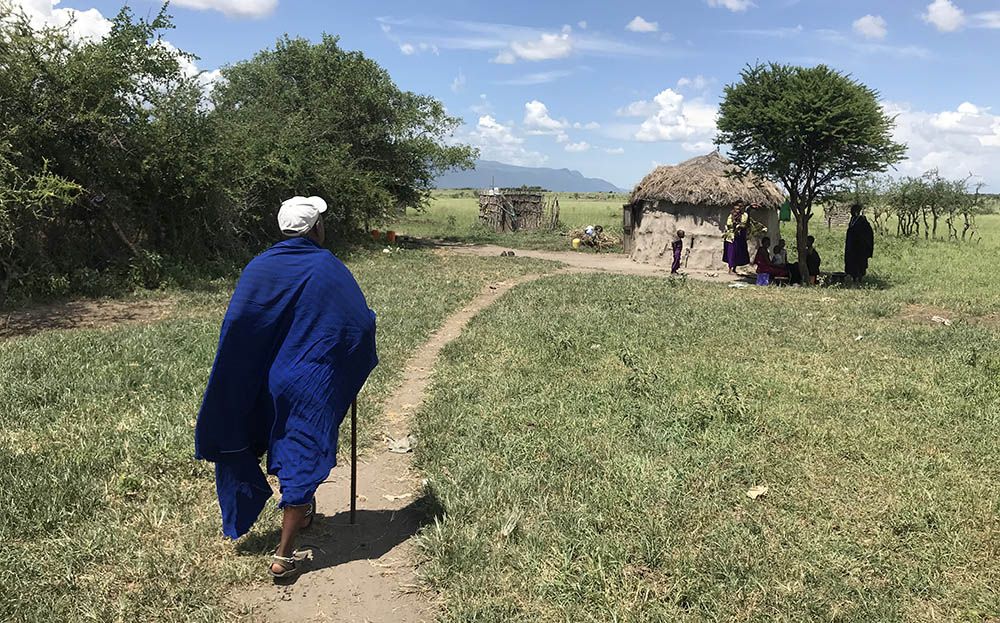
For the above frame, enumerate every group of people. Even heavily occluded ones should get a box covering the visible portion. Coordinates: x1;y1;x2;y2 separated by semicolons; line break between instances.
752;235;821;284
706;201;874;284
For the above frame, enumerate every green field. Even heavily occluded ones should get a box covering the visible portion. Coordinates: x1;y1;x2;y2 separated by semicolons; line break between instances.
0;250;554;622
415;216;1000;621
2;207;999;621
389;190;628;251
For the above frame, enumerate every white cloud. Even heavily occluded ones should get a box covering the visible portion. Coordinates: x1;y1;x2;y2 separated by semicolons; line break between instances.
885;101;1000;184
507;31;573;62
630;89;719;143
451;71;466;93
616;100;660;118
565;141;591;152
495;70;573;86
471;94;493;115
491;50;516;64
605;147;626;155
573;121;601;130
682;141;716;153
399;43;416;55
523;100;568;134
467;115;547;167
853;15;887;40
577;20;588;30
626;16;659;33
707;0;755;12
923;0;965;32
677;75;712;91
168;0;277;18
8;0;112;41
975;11;1000;28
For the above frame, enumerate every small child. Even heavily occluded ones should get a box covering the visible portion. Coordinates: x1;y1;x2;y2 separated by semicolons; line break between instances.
771;239;788;268
671;230;685;274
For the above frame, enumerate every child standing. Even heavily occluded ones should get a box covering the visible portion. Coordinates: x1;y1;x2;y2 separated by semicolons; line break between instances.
671;230;685;274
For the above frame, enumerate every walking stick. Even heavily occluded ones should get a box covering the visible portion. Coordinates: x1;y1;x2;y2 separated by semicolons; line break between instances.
350;399;358;525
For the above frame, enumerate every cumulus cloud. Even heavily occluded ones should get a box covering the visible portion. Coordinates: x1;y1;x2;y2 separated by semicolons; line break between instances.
523;100;568;134
626;16;658;33
707;0;755;12
577;20;588;30
467;115;547;166
573;121;601;130
605;147;626;155
853;15;887;40
628;89;718;143
923;0;965;32
169;0;277;18
451;71;466;93
885;101;1000;184
8;0;112;41
564;141;591;153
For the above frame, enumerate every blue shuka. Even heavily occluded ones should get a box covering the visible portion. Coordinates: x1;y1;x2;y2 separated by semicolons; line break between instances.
195;237;378;539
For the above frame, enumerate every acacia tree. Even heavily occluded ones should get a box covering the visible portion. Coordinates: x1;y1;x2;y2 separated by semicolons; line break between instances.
716;63;906;281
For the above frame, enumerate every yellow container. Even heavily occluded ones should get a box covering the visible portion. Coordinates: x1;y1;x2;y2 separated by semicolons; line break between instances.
572;238;582;249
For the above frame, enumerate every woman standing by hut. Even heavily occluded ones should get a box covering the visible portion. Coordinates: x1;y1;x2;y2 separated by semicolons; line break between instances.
723;201;751;273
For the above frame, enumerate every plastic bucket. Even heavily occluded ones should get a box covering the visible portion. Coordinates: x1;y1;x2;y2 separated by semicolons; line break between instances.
572;238;582;249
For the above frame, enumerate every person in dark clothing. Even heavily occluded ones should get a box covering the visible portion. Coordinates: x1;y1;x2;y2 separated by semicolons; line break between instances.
845;203;875;282
790;235;821;284
671;230;685;274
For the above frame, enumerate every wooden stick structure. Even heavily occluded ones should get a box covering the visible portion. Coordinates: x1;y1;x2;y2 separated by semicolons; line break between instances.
350;399;358;525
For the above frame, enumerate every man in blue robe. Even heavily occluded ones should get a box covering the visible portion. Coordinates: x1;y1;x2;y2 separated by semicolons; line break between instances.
195;196;378;578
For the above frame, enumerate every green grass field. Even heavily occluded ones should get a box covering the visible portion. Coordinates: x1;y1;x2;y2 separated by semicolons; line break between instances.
412;216;1000;621
389;190;628;251
0;250;553;622
2;206;998;621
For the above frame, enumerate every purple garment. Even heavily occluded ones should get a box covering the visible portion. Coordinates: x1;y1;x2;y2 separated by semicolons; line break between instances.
725;228;751;269
671;239;682;273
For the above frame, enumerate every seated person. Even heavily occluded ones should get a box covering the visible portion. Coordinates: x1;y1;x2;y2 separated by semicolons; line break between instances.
807;236;821;277
771;239;788;268
752;237;789;278
789;235;822;284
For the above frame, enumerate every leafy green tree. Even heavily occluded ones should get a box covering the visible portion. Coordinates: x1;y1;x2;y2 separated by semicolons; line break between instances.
210;35;474;240
716;63;906;280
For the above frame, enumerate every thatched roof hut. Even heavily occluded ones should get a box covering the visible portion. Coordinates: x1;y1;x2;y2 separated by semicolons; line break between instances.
630;151;785;208
624;152;786;271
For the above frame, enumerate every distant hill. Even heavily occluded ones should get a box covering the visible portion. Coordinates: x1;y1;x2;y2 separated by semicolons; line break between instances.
435;160;625;193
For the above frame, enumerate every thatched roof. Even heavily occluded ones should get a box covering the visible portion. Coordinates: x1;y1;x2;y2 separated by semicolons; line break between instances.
630;151;785;209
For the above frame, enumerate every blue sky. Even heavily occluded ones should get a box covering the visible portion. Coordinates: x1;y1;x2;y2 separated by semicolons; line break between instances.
24;0;1000;189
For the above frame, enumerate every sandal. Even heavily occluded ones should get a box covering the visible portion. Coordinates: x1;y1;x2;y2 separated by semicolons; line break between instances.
268;552;299;579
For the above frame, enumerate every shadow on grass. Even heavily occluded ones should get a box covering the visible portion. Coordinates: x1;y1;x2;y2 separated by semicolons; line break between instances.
235;493;443;585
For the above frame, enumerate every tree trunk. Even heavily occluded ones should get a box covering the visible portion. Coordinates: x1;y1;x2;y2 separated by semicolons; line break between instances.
795;211;810;285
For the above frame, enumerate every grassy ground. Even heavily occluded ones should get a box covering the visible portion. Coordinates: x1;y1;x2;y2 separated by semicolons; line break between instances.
414;218;1000;621
0;249;553;623
389;190;627;251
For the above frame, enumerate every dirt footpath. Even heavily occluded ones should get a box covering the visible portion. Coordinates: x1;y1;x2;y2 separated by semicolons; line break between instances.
440;244;743;283
239;274;547;623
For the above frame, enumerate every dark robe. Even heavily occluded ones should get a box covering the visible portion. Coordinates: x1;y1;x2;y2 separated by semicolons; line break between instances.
671;239;683;273
845;215;875;280
195;237;378;539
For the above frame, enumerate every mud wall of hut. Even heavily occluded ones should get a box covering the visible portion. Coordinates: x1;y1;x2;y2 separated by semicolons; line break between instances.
627;202;780;271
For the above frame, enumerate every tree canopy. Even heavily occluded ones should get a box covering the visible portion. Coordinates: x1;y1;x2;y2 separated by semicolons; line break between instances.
0;3;473;305
716;63;906;278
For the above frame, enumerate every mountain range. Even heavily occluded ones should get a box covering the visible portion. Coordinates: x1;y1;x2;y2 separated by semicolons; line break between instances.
434;160;626;193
